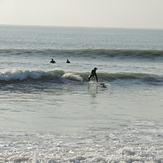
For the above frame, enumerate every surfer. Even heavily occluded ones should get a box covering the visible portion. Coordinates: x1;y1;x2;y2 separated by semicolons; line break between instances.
50;59;56;63
88;67;98;82
66;59;70;63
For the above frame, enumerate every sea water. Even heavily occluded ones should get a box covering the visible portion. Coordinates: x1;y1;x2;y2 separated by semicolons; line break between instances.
0;25;163;162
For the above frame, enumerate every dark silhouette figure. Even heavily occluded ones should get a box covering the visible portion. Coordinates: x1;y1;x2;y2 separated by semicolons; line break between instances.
66;59;70;63
50;59;56;63
88;67;98;82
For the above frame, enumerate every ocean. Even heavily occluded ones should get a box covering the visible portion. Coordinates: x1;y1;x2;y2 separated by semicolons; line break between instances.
0;25;163;162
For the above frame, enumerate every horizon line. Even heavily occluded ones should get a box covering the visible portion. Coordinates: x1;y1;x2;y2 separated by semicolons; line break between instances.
0;23;163;31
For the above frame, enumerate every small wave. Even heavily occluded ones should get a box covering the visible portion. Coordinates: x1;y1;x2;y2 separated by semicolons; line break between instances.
0;49;163;60
0;70;64;83
0;70;85;86
0;70;162;86
98;72;163;84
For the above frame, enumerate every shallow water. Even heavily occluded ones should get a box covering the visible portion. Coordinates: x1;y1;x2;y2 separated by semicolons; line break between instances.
0;25;163;162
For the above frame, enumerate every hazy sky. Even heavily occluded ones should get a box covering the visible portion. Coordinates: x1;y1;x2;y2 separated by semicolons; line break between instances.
0;0;163;29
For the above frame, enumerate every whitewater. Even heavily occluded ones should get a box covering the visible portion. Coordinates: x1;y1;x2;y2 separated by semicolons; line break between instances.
0;25;163;163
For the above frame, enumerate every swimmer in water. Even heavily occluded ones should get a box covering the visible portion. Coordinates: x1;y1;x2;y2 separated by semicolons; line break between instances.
66;59;70;63
50;59;56;63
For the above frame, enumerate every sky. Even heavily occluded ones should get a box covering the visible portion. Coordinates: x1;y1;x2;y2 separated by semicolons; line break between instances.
0;0;163;29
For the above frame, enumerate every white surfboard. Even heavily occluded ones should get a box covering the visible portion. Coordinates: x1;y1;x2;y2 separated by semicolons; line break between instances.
97;82;108;88
88;81;109;88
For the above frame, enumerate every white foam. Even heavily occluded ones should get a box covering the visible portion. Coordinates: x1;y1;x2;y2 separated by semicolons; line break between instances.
0;70;53;81
1;122;163;163
62;73;82;81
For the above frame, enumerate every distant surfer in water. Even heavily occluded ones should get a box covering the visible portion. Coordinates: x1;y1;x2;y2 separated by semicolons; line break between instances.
66;59;70;63
88;67;98;82
50;59;56;63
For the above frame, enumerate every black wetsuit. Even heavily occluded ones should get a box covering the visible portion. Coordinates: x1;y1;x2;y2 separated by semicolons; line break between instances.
50;59;56;63
88;68;98;82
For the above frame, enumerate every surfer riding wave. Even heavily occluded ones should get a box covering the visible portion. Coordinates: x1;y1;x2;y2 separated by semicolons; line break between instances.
88;67;98;82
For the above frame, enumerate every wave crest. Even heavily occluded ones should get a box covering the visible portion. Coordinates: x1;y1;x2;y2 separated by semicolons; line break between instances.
0;70;162;86
0;70;64;82
1;49;163;60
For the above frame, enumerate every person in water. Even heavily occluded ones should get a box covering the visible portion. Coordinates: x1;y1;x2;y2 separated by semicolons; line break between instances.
50;59;56;63
66;59;70;63
88;67;98;82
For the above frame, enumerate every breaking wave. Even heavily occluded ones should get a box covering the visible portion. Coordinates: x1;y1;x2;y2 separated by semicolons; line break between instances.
0;69;162;86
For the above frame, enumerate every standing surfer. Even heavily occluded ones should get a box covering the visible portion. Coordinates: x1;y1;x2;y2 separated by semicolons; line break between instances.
88;67;98;82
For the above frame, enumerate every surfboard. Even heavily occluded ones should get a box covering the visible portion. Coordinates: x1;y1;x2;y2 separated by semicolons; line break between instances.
97;82;108;88
88;81;109;88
